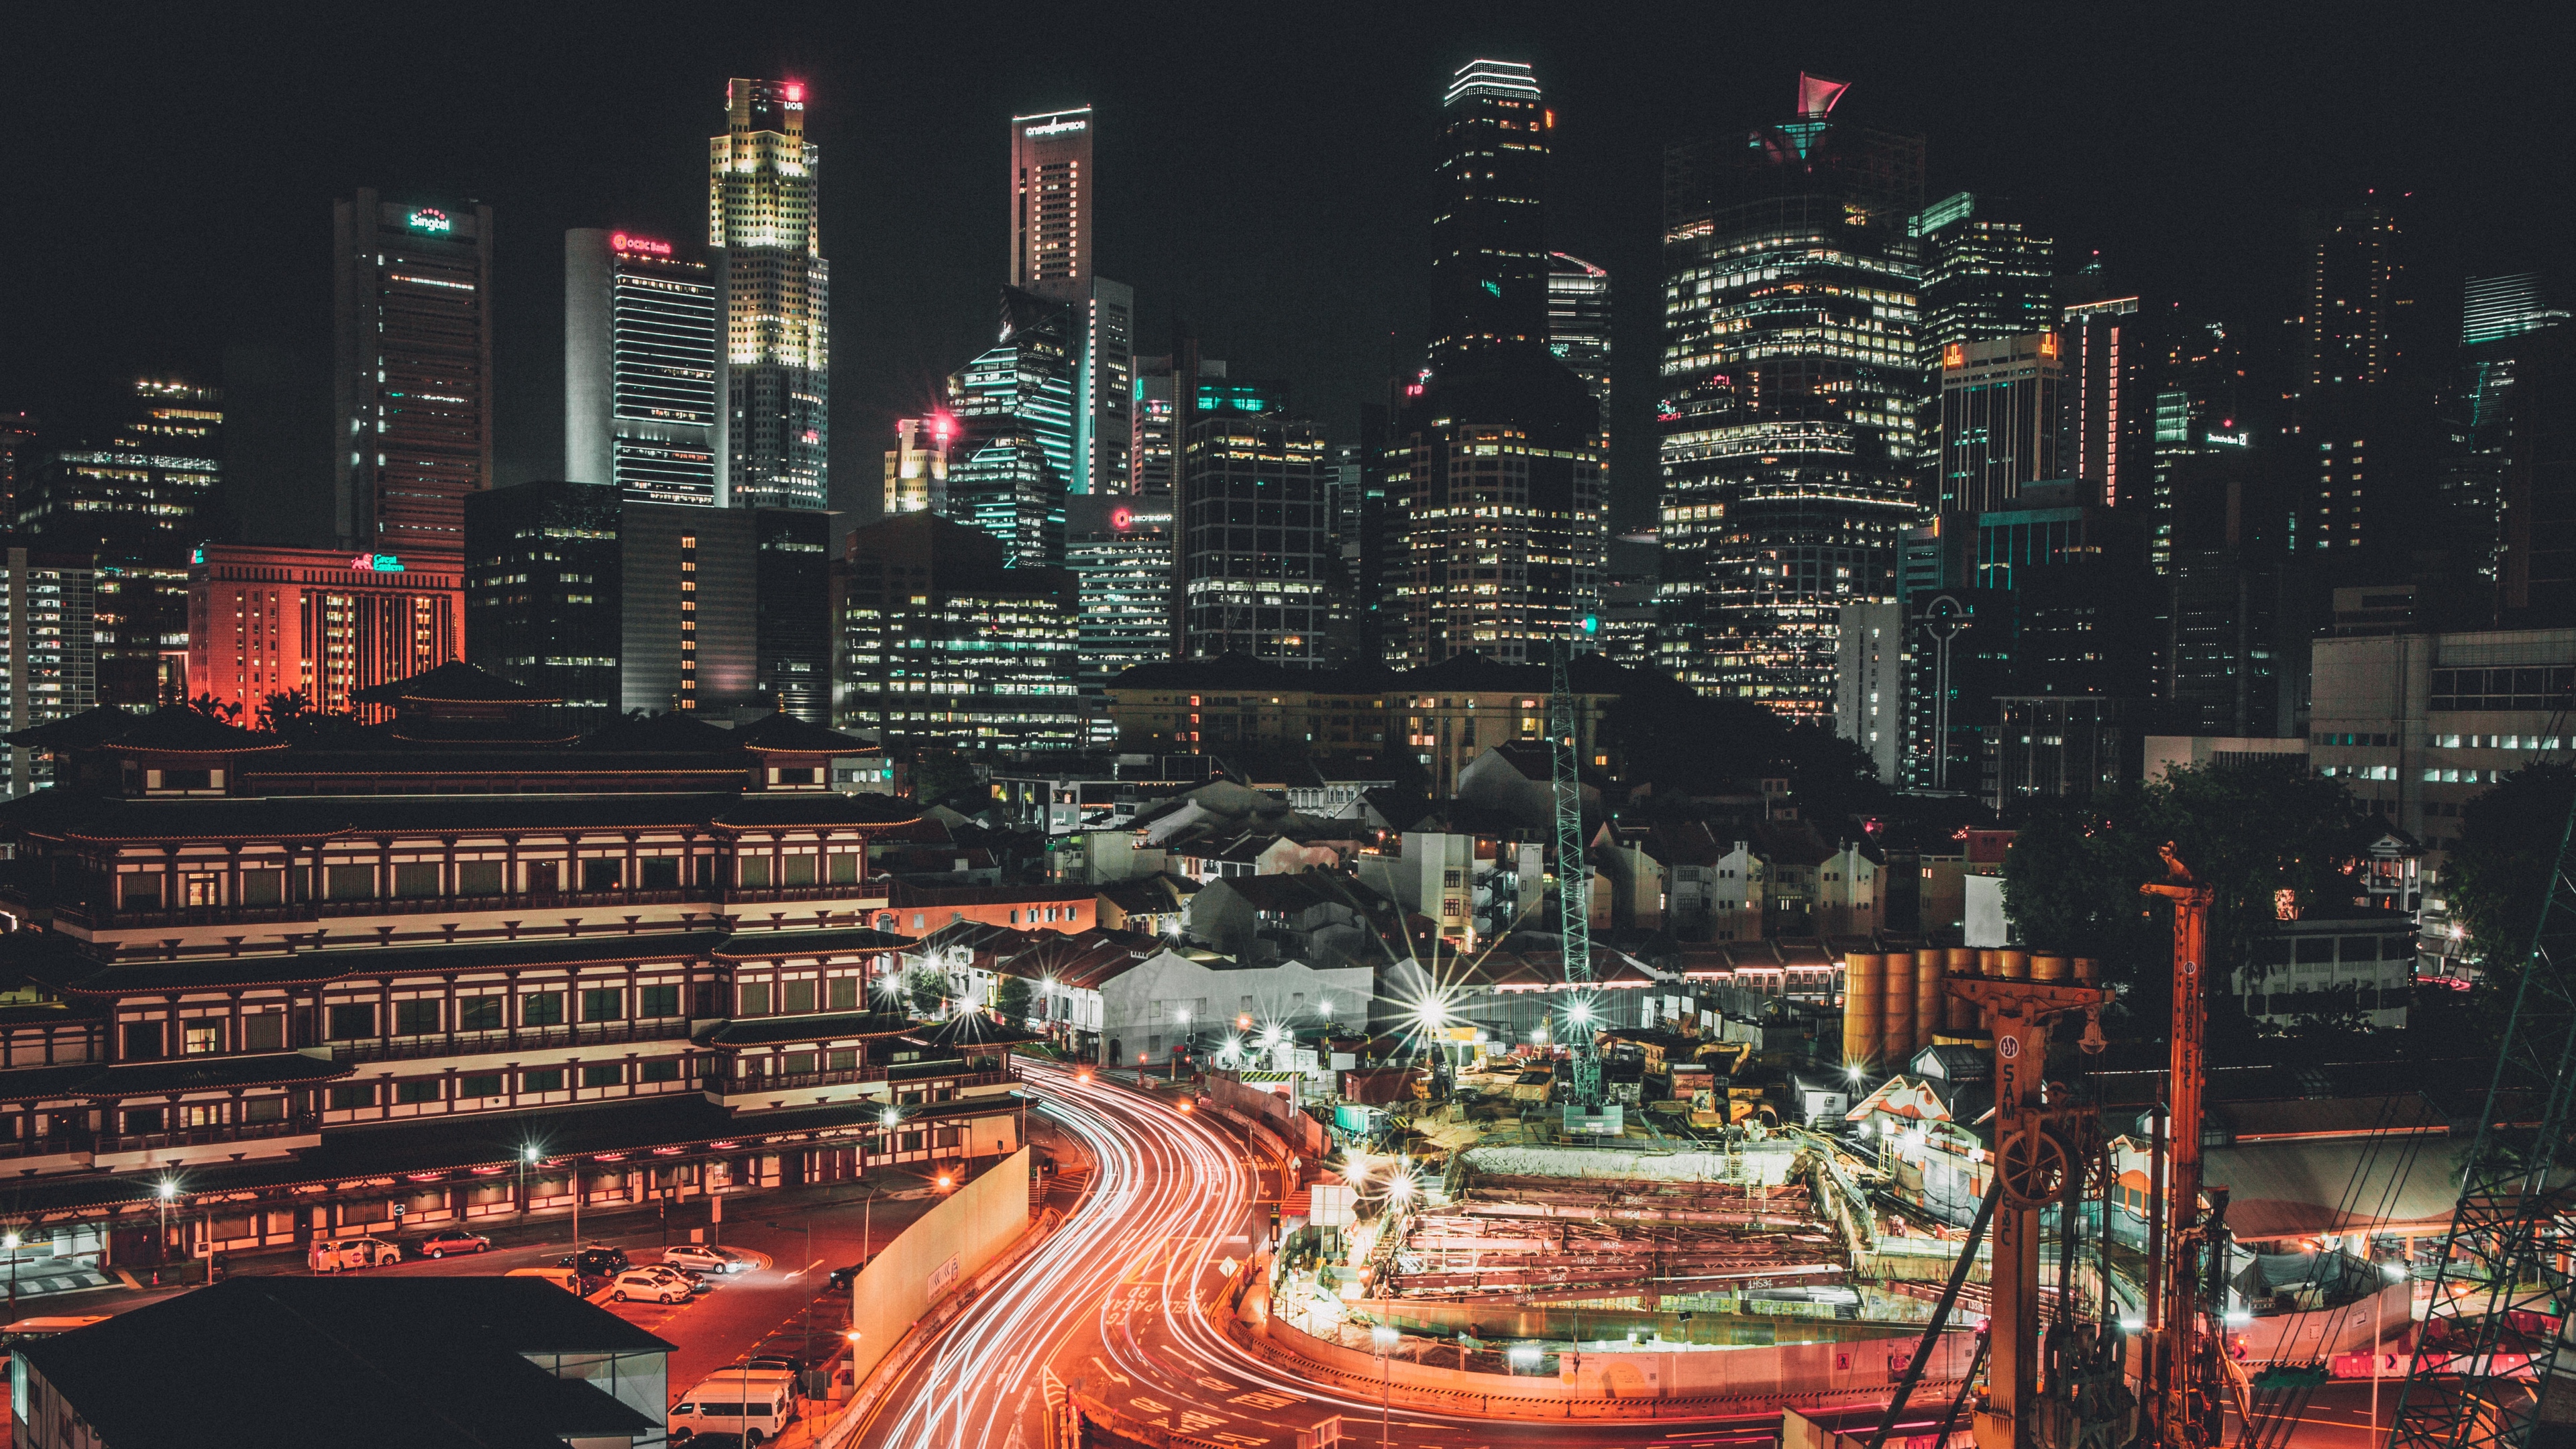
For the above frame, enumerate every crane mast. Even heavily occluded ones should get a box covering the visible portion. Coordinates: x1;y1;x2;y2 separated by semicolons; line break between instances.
1550;635;1613;1134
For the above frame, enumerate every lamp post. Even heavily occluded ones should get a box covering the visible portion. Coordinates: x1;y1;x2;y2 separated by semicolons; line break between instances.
1371;1324;1398;1447
519;1145;539;1224
5;1230;19;1319
156;1179;177;1283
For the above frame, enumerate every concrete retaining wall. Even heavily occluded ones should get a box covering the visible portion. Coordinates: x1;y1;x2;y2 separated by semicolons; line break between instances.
843;1148;1031;1385
1240;1298;1977;1417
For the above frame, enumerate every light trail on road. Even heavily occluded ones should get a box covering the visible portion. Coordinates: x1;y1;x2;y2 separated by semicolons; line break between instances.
855;1065;1923;1448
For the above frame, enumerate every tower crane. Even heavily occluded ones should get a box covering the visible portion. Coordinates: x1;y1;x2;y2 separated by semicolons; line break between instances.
1550;632;1615;1136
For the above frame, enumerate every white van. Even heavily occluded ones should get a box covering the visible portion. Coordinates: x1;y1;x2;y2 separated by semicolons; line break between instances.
670;1367;796;1444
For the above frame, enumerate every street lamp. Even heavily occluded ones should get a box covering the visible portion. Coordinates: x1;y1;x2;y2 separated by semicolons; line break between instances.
156;1179;177;1281
5;1230;19;1318
1371;1324;1399;1446
520;1145;541;1223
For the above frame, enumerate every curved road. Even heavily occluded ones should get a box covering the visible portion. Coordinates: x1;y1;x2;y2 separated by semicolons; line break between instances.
849;1065;1940;1448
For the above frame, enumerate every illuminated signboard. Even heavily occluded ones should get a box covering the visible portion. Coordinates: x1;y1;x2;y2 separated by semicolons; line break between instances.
1024;118;1087;138
610;232;674;257
2204;431;2251;448
406;208;452;234
347;553;405;572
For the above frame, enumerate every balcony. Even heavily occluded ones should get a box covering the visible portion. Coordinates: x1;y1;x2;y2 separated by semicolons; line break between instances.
53;887;725;933
721;884;884;908
91;1115;320;1171
698;1065;1008;1110
0;1136;95;1177
330;1016;695;1065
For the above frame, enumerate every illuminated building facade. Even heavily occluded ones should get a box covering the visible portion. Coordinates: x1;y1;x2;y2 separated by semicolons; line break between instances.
1010;107;1130;496
2061;297;2150;511
711;78;828;511
838;511;1079;752
333;191;493;551
1912;194;2055;352
1064;494;1173;743
462;481;834;724
882;416;952;515
2151;313;2249;574
2302;205;2400;390
942;288;1078;566
1547;253;1613;431
1394;60;1606;669
1658;75;1925;718
564;228;727;506
187;544;464;720
1179;412;1332;666
15;379;225;706
2;542;96;797
0;692;1016;1283
1935;332;2062;515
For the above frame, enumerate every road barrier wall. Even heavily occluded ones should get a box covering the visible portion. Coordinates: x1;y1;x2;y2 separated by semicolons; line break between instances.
842;1148;1031;1386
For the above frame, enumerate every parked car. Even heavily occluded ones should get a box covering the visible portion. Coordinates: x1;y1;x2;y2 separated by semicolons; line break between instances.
557;1246;631;1277
826;1259;867;1291
663;1244;753;1275
739;1352;804;1377
308;1236;402;1273
413;1229;492;1258
642;1265;715;1293
608;1268;692;1305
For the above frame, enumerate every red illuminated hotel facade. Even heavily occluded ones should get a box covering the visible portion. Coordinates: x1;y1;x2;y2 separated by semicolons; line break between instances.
187;544;464;718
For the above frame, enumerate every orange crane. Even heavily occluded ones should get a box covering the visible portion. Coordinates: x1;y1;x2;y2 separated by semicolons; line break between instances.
2141;847;2226;1449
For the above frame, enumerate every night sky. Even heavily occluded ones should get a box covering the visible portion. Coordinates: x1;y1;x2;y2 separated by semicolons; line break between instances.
7;2;2565;544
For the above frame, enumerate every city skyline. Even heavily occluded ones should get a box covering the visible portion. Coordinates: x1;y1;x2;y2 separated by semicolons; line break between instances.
8;5;2561;545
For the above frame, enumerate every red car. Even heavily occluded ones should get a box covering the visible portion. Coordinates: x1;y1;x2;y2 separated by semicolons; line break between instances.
414;1229;492;1258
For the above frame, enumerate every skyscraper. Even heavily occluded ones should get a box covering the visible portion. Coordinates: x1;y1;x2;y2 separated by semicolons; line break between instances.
1935;332;2062;515
1180;409;1332;666
2150;312;2249;574
1430;61;1550;366
1008;107;1130;497
1065;493;1174;742
942;288;1077;566
711;78;828;511
2;541;97;798
839;511;1079;751
333;190;493;550
2301;205;2402;390
883;415;952;515
1912;195;2055;352
2291;203;2437;569
2060;297;2151;511
1658;74;1925;717
565;227;728;506
1546;252;1613;429
1392;60;1605;669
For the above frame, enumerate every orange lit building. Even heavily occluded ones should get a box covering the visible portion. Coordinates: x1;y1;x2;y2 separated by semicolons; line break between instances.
187;544;463;719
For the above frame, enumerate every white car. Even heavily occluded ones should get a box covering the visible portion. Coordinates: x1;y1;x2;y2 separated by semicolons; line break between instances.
608;1268;691;1304
307;1236;401;1273
663;1244;751;1275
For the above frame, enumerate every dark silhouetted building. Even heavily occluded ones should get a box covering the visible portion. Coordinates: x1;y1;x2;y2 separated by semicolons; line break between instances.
464;481;833;722
1547;252;1613;429
1181;410;1332;666
333;191;493;551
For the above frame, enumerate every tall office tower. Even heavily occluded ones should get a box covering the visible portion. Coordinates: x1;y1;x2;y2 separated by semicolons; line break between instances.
942;288;1077;566
1130;360;1179;497
1833;599;1904;784
2447;276;2568;594
883;415;953;515
1547;253;1613;429
2300;205;2402;391
1935;333;2062;515
1065;493;1174;743
1597;533;1662;668
2149;313;2248;574
2061;297;2152;510
0;413;36;521
1430;61;1550;365
333;191;493;550
1392;60;1605;669
1179;411;1332;665
15;379;224;543
839;511;1080;752
1913;194;2055;350
17;378;225;706
1658;74;1924;717
464;481;836;722
711;78;828;511
564;228;728;506
1;541;97;798
1010;107;1130;496
2474;279;2576;622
